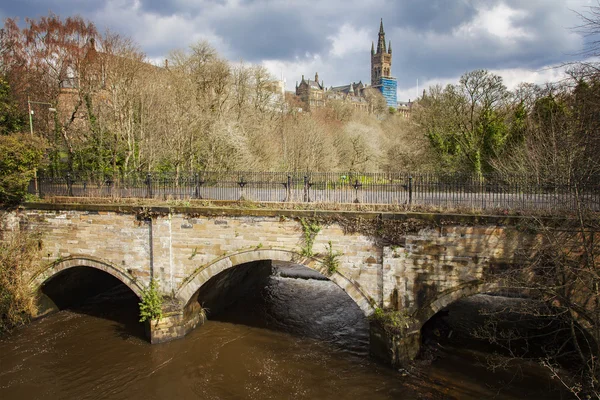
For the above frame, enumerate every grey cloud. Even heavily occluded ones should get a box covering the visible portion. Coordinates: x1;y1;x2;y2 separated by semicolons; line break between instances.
384;0;479;34
0;0;590;91
136;0;219;16
212;7;329;61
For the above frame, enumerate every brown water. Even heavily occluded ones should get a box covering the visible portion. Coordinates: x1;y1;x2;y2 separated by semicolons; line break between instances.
0;265;568;400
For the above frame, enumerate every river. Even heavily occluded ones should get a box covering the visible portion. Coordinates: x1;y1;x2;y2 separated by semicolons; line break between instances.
0;262;567;399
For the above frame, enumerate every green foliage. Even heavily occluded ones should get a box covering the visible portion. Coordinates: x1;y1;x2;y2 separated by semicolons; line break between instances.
0;76;24;136
0;134;45;205
299;217;321;257
416;69;516;175
138;279;163;323
322;241;341;274
370;307;413;335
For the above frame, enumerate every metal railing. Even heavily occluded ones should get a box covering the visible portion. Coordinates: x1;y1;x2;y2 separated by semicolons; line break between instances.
30;171;600;212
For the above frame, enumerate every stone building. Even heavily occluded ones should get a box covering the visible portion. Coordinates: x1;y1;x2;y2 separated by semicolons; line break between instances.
328;82;369;111
293;19;402;112
397;101;413;118
295;72;325;110
371;19;397;108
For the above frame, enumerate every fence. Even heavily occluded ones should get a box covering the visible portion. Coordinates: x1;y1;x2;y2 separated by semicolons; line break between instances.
31;171;600;212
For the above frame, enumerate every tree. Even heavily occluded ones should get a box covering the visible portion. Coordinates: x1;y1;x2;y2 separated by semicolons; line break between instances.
0;76;24;135
0;134;44;205
91;30;147;175
363;87;387;115
415;70;514;175
476;205;600;398
492;75;600;185
574;1;600;59
2;14;98;173
479;74;600;399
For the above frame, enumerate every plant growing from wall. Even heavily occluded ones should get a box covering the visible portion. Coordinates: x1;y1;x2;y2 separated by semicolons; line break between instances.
370;307;414;336
299;217;321;257
323;241;341;274
139;279;163;323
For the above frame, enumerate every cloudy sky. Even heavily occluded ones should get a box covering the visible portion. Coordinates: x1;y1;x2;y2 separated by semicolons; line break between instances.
1;0;598;100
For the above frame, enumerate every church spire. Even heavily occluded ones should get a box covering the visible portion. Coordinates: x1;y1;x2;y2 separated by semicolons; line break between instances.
371;41;374;55
377;18;386;54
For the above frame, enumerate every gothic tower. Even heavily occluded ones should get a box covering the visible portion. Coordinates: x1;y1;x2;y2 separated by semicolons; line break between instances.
371;19;392;87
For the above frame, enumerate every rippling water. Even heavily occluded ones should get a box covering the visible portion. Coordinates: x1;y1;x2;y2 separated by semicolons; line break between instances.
0;263;566;400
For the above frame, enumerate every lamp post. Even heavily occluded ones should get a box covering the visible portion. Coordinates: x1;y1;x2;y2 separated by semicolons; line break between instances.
28;97;56;136
27;97;56;196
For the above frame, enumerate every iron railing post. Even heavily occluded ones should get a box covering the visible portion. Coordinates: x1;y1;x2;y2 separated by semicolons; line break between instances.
238;176;247;200
146;173;153;198
408;176;413;205
38;174;44;198
66;173;73;197
353;179;362;203
106;177;113;197
303;175;311;202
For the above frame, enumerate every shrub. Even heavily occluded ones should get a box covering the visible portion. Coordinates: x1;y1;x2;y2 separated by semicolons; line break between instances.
0;134;44;206
139;279;163;323
0;228;40;332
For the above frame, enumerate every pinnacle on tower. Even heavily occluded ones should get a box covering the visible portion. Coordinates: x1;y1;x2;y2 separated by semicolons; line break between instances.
388;41;392;54
377;18;386;54
371;41;375;55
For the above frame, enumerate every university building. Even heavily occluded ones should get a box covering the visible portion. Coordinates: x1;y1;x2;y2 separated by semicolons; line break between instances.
371;19;397;108
295;19;402;113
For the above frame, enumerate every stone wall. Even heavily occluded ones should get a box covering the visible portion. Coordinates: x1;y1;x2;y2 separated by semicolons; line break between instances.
1;204;550;361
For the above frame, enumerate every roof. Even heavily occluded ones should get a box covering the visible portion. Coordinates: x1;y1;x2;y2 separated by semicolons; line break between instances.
300;79;323;90
330;81;364;95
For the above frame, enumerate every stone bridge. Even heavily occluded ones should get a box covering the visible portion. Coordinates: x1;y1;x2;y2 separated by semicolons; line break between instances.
3;203;548;366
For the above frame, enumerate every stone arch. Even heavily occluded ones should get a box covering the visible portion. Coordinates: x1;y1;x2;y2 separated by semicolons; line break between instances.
30;256;145;299
415;281;503;328
177;248;375;316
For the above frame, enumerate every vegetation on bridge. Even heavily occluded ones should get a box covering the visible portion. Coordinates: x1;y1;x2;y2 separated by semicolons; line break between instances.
138;279;163;323
0;227;40;332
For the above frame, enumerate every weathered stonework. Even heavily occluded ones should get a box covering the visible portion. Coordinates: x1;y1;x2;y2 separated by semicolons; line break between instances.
146;305;205;344
370;324;421;368
2;204;553;366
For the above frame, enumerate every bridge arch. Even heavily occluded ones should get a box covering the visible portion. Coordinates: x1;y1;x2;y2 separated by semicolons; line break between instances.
177;248;375;316
30;256;145;300
415;281;503;328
